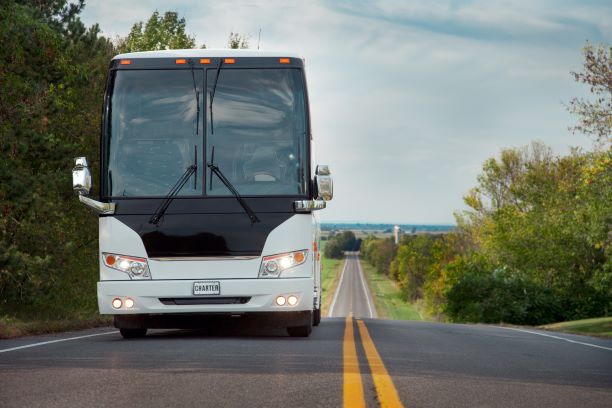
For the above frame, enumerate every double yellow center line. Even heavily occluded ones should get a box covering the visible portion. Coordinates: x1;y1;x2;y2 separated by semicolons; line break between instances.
343;315;404;407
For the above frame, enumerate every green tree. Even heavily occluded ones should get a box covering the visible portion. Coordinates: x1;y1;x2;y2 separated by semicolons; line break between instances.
323;231;360;259
119;10;199;53
456;144;611;321
568;43;611;146
361;236;396;276
1;0;114;317
228;32;249;49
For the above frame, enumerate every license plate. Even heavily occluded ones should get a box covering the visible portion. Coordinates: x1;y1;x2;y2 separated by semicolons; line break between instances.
193;281;221;296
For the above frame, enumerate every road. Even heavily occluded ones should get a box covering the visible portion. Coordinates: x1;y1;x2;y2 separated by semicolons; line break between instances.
1;254;611;407
328;252;377;318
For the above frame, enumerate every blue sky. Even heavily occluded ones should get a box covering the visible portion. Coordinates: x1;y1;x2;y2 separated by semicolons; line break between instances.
81;0;611;224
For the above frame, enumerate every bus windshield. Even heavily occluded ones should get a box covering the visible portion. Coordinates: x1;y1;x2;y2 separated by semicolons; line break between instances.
105;67;308;197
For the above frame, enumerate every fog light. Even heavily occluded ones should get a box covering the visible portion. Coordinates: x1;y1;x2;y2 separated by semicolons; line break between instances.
287;295;298;306
112;298;122;309
124;298;134;308
275;296;286;306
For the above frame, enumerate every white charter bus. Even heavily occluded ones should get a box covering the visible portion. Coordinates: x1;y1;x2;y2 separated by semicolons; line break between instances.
72;50;333;338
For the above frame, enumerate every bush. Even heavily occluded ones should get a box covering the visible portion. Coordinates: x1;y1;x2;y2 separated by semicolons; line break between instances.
444;262;563;325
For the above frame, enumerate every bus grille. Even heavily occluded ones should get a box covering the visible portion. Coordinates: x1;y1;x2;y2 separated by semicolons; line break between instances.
159;297;251;305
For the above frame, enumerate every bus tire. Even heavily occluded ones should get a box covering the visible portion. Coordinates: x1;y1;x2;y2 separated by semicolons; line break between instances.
287;324;312;337
120;328;147;339
287;312;312;337
313;308;321;326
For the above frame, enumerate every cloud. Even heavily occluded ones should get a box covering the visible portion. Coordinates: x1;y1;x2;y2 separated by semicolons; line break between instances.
80;0;604;223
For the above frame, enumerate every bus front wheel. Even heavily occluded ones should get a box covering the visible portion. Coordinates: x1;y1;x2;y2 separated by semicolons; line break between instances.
119;328;147;339
287;312;313;337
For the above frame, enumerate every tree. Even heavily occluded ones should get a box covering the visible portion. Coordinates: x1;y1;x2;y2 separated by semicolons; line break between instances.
323;231;360;259
567;43;611;146
228;32;249;49
119;11;199;53
1;0;114;317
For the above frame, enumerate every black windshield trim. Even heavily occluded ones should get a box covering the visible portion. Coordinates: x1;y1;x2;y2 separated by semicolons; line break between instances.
101;66;311;200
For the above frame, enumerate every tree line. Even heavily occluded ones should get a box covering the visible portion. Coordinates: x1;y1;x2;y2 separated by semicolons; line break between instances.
0;0;249;320
363;44;611;325
323;231;362;259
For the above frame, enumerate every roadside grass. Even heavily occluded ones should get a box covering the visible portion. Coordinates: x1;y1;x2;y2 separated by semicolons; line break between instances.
539;317;612;338
320;242;344;316
360;260;422;321
0;315;112;339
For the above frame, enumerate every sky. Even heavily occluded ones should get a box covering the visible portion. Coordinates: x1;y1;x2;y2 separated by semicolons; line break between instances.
80;0;611;224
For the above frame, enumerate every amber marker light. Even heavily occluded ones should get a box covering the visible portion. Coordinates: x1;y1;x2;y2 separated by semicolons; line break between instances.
105;254;116;266
224;58;236;64
119;59;131;65
200;58;211;64
279;58;290;64
293;251;305;263
175;59;187;65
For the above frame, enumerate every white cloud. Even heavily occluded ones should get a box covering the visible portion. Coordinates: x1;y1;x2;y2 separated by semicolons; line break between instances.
80;0;606;224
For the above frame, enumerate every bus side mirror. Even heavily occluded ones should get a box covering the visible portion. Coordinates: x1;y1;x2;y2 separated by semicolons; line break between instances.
72;157;92;196
315;165;333;201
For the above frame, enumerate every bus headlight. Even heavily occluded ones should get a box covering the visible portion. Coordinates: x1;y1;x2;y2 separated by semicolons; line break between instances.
259;250;308;278
103;253;151;279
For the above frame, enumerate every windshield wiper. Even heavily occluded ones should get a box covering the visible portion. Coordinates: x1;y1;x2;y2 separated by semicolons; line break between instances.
149;154;198;225
188;59;200;136
208;58;224;134
207;147;259;224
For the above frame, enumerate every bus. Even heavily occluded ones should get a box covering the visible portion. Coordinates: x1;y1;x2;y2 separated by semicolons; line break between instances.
71;49;333;338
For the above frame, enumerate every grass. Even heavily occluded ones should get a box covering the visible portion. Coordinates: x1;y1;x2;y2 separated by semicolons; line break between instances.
0;315;112;339
320;242;345;316
539;317;612;338
360;260;422;321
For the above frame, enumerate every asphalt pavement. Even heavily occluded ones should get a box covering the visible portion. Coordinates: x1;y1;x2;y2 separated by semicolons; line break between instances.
1;254;611;407
329;252;377;319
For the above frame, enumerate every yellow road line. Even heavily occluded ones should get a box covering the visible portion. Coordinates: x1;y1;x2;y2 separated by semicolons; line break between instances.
357;320;404;408
343;315;365;408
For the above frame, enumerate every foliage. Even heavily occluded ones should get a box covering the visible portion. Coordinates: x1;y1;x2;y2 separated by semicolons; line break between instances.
324;231;361;259
567;44;611;146
443;262;562;325
118;10;198;53
0;0;114;318
362;143;610;324
228;32;249;49
458;144;611;319
361;236;395;275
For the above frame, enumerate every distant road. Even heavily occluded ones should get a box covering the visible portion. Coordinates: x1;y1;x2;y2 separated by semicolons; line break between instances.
1;253;611;407
328;252;377;318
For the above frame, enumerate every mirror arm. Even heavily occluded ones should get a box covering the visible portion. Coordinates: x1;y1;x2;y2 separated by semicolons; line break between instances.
293;199;326;213
79;195;116;215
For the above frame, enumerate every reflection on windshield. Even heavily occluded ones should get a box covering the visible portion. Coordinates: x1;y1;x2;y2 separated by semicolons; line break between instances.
206;69;308;196
106;68;308;198
107;70;203;196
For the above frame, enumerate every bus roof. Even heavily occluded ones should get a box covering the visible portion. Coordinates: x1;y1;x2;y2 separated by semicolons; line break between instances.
113;49;303;60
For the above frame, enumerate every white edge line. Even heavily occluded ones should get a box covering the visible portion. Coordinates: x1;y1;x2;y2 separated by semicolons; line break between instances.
500;326;612;352
328;256;349;317
356;254;376;318
0;331;118;354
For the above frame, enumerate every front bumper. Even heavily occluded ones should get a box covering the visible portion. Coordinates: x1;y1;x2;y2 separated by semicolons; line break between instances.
98;278;314;315
113;311;312;329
